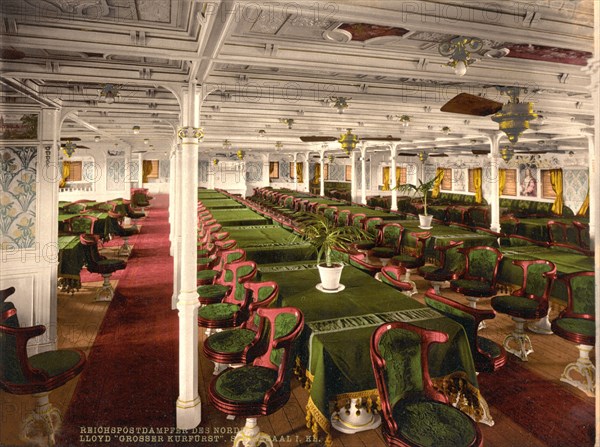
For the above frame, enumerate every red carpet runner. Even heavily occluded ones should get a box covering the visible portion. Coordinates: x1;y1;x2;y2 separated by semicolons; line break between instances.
60;194;179;445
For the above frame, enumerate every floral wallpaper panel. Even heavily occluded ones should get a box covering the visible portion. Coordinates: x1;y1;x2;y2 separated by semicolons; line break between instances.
0;147;37;249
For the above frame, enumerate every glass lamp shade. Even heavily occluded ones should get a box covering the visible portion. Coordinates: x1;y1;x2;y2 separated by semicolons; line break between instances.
338;128;359;155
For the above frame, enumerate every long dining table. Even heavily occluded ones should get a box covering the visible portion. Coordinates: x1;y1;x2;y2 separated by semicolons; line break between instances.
258;263;489;446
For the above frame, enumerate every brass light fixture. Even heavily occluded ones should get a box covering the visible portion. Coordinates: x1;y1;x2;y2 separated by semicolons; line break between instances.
338;128;359;155
223;139;232;151
94;136;101;142
132;125;140;134
279;118;294;129
329;96;351;114
258;129;266;137
439;37;483;77
100;83;119;103
275;141;283;151
491;87;538;144
236;150;245;160
418;151;428;163
212;158;219;166
500;146;514;162
441;126;451;135
144;138;149;145
399;115;410;127
62;140;76;158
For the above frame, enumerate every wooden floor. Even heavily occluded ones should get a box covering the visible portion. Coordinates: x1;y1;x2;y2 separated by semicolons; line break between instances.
1;264;595;446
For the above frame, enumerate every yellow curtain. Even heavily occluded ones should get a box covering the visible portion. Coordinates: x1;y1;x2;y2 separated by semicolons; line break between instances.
431;167;444;198
59;161;70;188
577;186;589;216
498;168;506;196
550;168;564;215
312;163;321;184
473;168;483;203
142;160;153;183
296;163;303;183
382;167;390;191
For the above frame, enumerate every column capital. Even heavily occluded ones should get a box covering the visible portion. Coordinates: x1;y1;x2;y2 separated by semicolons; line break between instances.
178;127;204;140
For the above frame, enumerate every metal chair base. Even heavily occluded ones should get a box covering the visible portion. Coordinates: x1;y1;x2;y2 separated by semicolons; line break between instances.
21;392;61;447
560;344;595;397
504;317;533;361
95;273;115;302
233;418;273;447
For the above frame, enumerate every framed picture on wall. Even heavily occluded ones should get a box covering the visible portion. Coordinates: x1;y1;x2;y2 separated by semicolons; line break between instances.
0;113;39;140
519;165;538;197
269;161;279;179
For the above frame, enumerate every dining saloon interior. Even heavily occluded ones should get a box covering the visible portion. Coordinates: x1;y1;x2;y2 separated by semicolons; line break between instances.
0;1;599;446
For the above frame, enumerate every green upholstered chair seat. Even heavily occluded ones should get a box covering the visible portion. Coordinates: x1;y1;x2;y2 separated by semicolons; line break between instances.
27;350;85;382
491;294;541;319
392;399;477;447
197;284;230;299
197;270;219;281
392;254;422;269
372;247;395;258
450;279;494;296
205;328;256;354
214;365;278;403
92;259;126;274
197;257;213;266
197;248;211;257
419;265;453;281
478;336;503;359
354;240;375;250
553;317;595;338
198;303;239;321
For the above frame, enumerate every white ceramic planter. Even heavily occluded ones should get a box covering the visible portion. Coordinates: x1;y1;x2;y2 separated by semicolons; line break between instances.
418;214;433;229
317;263;344;291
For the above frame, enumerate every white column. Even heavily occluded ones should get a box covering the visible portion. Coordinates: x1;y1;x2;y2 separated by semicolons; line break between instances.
303;157;308;192
319;152;325;197
176;83;202;430
350;151;357;202
168;145;176;256
390;145;398;211
137;152;144;188
584;133;597;244
172;143;182;309
360;145;367;205
487;133;502;232
124;147;132;198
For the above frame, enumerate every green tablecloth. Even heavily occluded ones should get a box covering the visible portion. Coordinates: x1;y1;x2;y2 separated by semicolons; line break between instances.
223;225;315;264
57;235;85;293
198;190;228;199
259;264;479;440
58;212;118;239
512;217;587;243
199;198;245;209
210;208;271;226
334;205;398;220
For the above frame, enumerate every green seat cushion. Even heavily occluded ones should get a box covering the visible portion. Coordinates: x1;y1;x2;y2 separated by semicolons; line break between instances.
197;284;229;298
478;336;502;359
450;279;494;296
197;257;213;266
354;240;375;250
197;270;219;281
553;317;595;338
198;303;239;321
419;266;452;281
214;365;278;403
392;254;422;269
205;328;256;354
491;294;540;318
372;247;395;258
392;399;476;447
197;248;211;256
28;350;84;380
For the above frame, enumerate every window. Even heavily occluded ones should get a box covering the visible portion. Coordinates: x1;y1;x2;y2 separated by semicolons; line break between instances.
468;169;475;192
501;169;517;196
441;168;452;190
541;170;556;199
289;162;295;179
147;160;159;179
269;161;279;179
345;165;352;181
66;161;82;181
323;163;329;180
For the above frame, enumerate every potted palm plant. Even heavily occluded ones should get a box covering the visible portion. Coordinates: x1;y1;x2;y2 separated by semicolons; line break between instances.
395;172;442;229
298;213;368;291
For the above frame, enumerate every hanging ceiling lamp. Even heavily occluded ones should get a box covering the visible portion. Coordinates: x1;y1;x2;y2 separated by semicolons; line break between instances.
62;140;76;158
439;36;483;77
279;118;294;129
236;150;245;160
500;146;514;162
441;126;451;135
223;139;232;151
143;138;149;145
100;83;119;103
275;141;283;151
418;151;428;163
94;136;101;142
338;128;359;155
132;125;140;134
491;87;538;144
329;96;351;114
